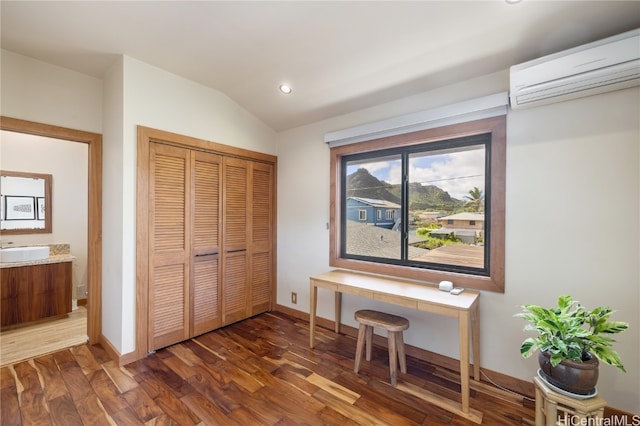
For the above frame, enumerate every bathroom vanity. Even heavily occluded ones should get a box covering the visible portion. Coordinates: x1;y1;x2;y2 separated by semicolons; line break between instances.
1;254;73;329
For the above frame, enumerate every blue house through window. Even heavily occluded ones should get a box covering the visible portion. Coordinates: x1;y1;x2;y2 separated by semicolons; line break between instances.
346;197;401;229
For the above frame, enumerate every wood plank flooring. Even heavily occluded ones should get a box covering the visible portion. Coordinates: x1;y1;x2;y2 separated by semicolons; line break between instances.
1;307;87;367
1;311;537;425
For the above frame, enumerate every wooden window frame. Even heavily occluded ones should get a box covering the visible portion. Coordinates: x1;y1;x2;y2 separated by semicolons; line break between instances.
329;116;506;293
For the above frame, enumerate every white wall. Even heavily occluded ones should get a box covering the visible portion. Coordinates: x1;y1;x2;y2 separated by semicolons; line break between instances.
276;80;640;413
0;50;103;133
101;56;125;351
503;89;639;411
1;131;89;300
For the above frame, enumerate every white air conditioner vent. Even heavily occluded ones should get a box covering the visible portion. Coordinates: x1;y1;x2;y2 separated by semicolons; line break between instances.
510;29;640;109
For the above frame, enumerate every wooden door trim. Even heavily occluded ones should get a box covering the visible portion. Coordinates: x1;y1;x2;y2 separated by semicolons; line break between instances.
138;126;277;164
137;125;276;360
0;116;103;344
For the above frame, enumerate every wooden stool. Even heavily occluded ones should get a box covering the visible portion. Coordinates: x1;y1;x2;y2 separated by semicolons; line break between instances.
353;309;409;386
534;376;606;426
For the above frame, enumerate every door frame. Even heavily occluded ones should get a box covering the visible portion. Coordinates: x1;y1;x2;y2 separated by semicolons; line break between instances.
1;116;102;343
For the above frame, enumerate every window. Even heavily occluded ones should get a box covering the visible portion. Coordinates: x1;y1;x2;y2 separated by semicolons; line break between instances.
358;210;366;221
377;210;382;220
330;116;506;292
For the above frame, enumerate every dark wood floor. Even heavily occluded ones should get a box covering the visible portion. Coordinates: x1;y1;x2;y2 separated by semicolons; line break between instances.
1;311;536;425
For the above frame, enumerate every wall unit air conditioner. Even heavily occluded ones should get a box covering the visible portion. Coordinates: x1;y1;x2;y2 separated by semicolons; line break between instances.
510;28;640;109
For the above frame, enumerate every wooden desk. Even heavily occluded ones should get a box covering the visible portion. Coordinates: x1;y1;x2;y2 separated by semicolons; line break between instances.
309;269;482;423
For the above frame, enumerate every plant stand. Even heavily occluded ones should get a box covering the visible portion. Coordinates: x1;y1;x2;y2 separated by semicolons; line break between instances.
534;376;606;426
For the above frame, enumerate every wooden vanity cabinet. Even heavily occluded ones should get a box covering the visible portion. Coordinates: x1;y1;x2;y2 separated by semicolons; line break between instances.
1;267;30;326
1;261;72;328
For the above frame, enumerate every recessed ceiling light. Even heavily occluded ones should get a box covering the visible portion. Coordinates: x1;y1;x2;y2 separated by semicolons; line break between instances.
505;0;522;3
279;84;292;94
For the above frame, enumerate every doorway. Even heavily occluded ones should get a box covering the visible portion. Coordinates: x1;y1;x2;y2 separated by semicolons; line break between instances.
0;117;102;350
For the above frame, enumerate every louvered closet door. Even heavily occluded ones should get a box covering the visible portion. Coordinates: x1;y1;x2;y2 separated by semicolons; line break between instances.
149;143;190;350
191;151;222;336
250;162;274;315
222;157;250;325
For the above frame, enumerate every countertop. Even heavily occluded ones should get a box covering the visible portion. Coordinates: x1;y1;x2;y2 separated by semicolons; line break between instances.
0;254;76;269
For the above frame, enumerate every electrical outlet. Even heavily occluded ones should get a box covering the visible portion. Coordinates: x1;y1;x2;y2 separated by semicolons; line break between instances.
291;292;297;304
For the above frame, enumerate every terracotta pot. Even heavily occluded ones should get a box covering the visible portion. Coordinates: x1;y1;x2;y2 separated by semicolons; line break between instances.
538;350;599;395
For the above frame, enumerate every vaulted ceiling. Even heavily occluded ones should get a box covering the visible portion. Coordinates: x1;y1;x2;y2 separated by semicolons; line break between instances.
2;1;639;131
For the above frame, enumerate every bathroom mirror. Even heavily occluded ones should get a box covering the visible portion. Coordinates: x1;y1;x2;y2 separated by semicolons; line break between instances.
0;170;52;234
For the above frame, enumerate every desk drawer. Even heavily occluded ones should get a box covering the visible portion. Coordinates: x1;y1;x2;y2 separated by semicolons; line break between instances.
339;286;374;299
417;301;458;318
374;293;417;309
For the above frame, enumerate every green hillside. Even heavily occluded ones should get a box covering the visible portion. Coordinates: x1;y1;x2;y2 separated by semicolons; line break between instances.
347;168;464;211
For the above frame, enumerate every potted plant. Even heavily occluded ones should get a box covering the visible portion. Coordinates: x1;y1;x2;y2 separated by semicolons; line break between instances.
516;295;628;395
